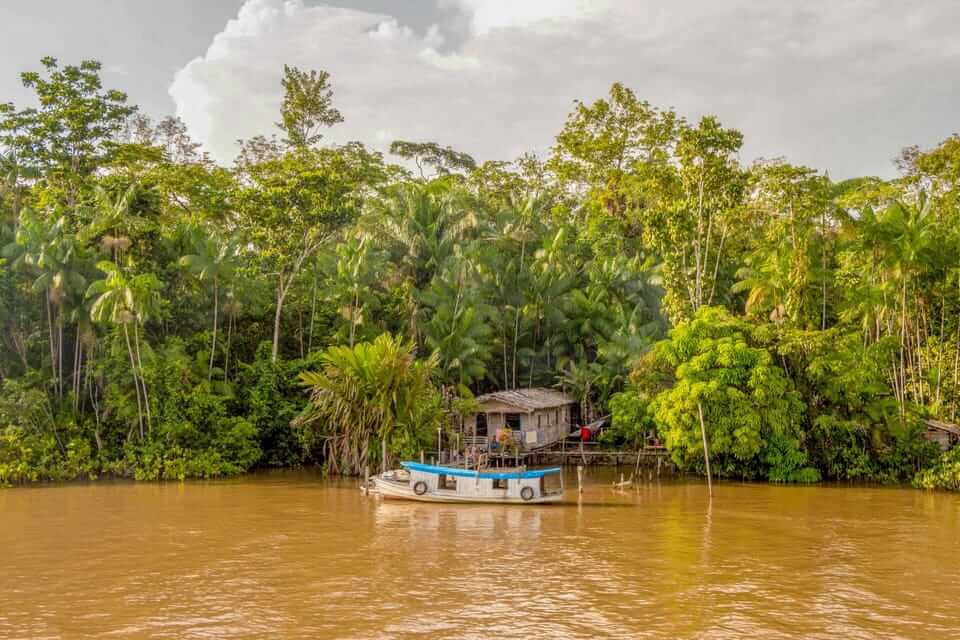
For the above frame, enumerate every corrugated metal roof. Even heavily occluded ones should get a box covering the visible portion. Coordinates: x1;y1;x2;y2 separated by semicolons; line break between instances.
925;419;960;436
475;387;576;411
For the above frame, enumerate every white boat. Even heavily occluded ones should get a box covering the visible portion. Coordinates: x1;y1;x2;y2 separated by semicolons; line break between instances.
371;461;565;504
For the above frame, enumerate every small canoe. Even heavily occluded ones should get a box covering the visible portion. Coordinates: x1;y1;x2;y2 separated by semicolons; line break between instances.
371;461;564;504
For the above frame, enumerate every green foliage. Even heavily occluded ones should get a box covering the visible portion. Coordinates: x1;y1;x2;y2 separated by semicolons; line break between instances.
277;65;343;148
2;57;960;492
237;342;321;467
605;391;653;446
0;57;135;197
647;307;813;481
295;333;443;474
915;446;960;490
389;140;477;178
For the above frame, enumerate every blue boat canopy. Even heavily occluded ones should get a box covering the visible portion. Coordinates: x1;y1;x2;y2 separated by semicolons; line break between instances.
401;461;561;480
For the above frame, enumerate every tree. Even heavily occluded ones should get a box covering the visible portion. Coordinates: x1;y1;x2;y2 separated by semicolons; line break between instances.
322;236;385;348
548;82;676;219
639;116;748;321
236;145;383;361
421;257;493;391
0;57;135;204
3;209;87;401
179;227;241;379
277;65;343;148
646;307;814;481
389;140;477;178
87;261;162;437
735;161;834;328
295;333;443;474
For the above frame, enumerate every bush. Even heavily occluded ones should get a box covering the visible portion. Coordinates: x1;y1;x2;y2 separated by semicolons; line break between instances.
914;446;960;491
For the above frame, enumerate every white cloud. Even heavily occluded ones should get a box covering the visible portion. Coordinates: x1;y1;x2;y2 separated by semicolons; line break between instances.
170;0;960;178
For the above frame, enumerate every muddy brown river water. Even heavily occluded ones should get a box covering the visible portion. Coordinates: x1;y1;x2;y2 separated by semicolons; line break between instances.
1;469;958;639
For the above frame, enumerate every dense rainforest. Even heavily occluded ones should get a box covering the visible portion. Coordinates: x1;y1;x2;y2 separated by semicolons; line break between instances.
1;58;959;490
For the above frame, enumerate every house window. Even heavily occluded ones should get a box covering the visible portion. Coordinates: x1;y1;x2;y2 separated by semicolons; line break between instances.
537;414;542;427
492;478;507;490
555;409;559;424
505;414;522;430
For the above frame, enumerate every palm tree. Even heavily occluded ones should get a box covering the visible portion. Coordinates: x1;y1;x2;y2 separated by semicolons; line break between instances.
295;333;442;474
0;148;39;227
84;184;143;264
421;258;493;391
363;183;476;287
3;209;87;400
222;290;242;380
87;261;163;437
361;182;476;345
179;227;241;379
324;236;383;348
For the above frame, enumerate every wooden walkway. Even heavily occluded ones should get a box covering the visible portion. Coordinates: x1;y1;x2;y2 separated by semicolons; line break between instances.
485;440;669;467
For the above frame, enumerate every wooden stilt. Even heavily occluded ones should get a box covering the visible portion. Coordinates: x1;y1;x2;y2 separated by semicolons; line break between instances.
697;402;713;497
577;464;584;494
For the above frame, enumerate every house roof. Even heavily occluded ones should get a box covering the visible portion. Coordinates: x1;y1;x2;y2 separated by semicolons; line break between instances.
475;388;576;412
925;419;960;437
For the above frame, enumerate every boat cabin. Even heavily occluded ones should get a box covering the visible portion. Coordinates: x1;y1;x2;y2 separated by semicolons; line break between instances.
463;388;577;451
374;462;564;503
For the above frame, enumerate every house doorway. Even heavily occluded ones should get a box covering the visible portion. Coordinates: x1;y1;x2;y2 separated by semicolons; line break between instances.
476;413;487;437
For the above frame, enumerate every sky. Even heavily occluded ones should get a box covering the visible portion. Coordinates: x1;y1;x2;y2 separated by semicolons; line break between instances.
1;0;959;179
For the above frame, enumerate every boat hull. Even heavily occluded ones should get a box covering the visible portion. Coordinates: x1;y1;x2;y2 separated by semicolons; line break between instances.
372;477;564;504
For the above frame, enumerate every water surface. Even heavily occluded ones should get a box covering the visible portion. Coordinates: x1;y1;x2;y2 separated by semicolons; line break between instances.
2;469;958;639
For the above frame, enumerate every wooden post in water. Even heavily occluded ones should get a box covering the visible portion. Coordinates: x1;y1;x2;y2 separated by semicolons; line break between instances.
697;402;713;497
363;465;370;495
577;464;584;494
382;439;388;474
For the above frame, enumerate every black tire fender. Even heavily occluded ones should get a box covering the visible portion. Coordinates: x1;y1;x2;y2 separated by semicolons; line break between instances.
520;486;534;501
413;480;428;496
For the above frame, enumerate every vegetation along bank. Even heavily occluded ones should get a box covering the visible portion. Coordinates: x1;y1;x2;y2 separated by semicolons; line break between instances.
1;57;959;490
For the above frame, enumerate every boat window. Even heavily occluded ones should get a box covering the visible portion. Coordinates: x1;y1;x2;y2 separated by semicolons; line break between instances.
492;478;507;490
437;474;457;490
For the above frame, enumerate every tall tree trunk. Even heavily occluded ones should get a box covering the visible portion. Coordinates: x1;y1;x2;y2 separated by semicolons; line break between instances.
501;320;508;389
46;296;58;399
122;324;144;439
72;326;82;413
88;362;102;456
308;269;318;353
57;319;64;402
821;208;828;330
224;313;234;381
350;289;359;348
133;323;151;432
208;277;218;381
512;239;526;390
271;276;289;362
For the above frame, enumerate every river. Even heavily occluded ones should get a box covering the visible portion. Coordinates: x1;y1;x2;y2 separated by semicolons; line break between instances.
1;469;958;639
